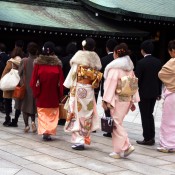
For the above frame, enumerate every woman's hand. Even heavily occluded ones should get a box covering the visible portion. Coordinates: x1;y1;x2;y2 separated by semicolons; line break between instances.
102;100;108;111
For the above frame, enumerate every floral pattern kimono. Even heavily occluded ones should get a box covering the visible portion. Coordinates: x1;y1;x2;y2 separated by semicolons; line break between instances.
64;50;102;145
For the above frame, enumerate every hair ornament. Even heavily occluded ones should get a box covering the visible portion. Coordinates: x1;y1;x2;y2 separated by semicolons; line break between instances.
47;47;50;54
117;48;125;54
82;40;86;47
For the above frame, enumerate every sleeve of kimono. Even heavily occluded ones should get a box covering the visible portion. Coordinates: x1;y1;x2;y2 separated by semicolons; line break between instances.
158;59;173;86
63;64;78;88
30;64;40;98
58;65;64;99
103;69;119;107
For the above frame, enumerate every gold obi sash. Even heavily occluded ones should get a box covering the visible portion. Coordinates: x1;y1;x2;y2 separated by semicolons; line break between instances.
77;65;103;89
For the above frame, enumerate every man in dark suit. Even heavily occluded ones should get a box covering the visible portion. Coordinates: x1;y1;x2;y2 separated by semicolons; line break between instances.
58;42;77;126
100;38;118;137
135;40;162;145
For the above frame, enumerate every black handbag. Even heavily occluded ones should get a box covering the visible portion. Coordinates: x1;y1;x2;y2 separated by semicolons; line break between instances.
101;116;114;133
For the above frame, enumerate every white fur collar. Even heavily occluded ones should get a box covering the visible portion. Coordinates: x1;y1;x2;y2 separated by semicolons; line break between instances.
70;50;102;70
104;55;134;78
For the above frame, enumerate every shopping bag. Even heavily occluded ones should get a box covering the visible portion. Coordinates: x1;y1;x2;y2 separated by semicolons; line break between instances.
59;95;69;119
0;68;20;91
101;116;113;133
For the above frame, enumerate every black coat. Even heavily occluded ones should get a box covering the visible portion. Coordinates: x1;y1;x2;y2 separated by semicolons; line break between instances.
61;54;74;95
0;52;9;76
135;55;162;99
100;53;114;96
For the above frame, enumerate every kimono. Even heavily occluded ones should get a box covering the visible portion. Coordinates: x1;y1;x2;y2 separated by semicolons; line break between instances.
64;50;102;145
103;55;140;153
158;58;175;150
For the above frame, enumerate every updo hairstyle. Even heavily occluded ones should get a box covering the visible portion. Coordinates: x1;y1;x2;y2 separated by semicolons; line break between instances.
82;38;96;51
114;43;130;57
42;41;55;56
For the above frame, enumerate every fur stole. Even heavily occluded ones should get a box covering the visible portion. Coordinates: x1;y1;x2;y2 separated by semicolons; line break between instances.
34;55;62;66
70;50;102;70
104;55;134;79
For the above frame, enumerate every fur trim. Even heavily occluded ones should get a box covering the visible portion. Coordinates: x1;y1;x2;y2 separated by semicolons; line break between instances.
104;55;134;78
34;55;62;66
8;56;21;66
70;50;102;70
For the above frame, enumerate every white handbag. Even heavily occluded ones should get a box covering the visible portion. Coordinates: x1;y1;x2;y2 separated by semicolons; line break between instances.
0;63;20;91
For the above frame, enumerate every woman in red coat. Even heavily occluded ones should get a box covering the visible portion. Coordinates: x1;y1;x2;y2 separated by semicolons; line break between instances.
30;41;64;141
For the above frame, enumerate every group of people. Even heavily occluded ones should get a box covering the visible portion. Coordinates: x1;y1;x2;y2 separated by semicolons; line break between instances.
0;37;175;159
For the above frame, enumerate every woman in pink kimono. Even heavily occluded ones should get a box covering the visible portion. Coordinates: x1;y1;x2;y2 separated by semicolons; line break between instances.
102;43;140;159
64;38;102;150
157;40;175;153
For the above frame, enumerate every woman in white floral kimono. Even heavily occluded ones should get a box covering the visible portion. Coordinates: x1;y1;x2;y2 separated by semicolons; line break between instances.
64;38;102;150
102;43;140;158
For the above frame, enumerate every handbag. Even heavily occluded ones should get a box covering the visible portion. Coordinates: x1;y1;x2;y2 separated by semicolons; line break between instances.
101;116;114;133
59;95;69;120
0;63;20;91
12;59;27;99
12;84;25;99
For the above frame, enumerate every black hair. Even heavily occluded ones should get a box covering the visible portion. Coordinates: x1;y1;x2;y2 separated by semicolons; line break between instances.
10;47;23;58
114;43;130;57
66;42;77;55
140;40;154;54
106;38;118;52
82;38;96;51
0;43;6;52
54;46;63;57
42;41;55;55
168;39;175;51
27;42;38;56
15;40;24;48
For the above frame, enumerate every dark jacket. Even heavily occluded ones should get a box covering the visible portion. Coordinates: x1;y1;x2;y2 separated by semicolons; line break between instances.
100;53;114;96
135;55;162;99
60;54;73;95
0;52;9;76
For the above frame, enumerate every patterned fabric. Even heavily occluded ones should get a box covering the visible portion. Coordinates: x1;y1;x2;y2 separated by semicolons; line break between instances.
77;65;103;89
64;83;99;145
37;107;59;135
116;75;138;102
64;63;99;145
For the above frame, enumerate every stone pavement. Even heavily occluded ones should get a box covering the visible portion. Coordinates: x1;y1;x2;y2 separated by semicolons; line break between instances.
0;98;175;175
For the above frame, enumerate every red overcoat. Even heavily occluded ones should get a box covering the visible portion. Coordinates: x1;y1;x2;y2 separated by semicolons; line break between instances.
30;55;64;108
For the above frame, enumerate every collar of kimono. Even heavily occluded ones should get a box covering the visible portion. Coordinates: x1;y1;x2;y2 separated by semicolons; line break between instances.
104;55;134;79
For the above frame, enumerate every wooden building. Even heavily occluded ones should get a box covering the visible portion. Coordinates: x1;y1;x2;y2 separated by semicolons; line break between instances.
0;0;174;61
